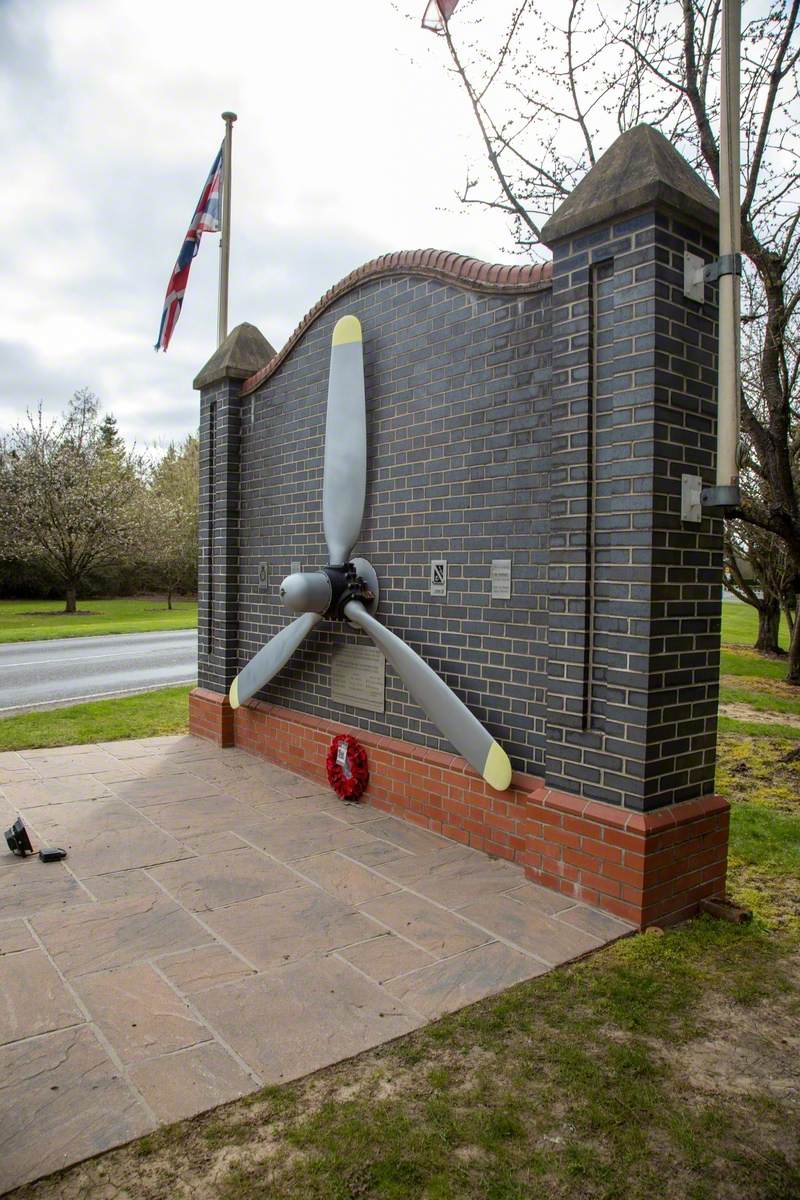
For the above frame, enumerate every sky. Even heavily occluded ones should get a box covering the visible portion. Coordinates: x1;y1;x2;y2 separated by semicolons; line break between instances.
0;0;523;448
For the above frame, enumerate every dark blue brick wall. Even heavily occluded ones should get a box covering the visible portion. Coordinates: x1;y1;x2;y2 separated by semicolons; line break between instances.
545;210;722;810
197;200;723;810
203;274;552;774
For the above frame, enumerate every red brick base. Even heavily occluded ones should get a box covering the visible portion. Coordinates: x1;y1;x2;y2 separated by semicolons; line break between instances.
189;688;235;747
189;688;729;929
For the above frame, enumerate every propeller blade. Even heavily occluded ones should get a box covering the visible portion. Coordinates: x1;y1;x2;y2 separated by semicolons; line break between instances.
229;612;322;709
343;601;512;791
323;315;366;565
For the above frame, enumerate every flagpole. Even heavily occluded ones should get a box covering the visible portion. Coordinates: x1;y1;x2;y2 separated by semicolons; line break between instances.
713;0;741;507
217;111;237;346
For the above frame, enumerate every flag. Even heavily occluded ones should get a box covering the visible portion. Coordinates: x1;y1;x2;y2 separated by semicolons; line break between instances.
155;144;223;352
422;0;461;33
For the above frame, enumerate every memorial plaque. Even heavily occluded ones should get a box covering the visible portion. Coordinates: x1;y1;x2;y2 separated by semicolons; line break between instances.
430;560;447;597
330;644;385;713
490;558;512;600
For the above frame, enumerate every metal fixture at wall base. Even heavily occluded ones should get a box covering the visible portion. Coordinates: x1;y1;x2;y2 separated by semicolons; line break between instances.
5;818;33;856
228;314;513;792
38;847;67;863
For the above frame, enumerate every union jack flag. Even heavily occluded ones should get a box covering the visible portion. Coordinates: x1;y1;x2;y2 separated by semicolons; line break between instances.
422;0;461;33
155;145;223;351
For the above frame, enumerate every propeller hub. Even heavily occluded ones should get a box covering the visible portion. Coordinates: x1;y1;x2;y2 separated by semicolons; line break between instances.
279;571;332;615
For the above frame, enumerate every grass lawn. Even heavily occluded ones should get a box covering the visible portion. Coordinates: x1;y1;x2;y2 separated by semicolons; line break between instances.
718;602;800;741
721;598;792;650
0;596;197;643
0;686;191;751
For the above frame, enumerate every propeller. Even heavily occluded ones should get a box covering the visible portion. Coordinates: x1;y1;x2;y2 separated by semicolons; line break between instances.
229;314;512;792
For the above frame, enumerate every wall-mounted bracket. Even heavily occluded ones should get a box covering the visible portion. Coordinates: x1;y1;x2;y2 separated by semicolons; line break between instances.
703;252;742;284
681;474;703;523
684;251;742;303
701;484;741;515
684;252;705;302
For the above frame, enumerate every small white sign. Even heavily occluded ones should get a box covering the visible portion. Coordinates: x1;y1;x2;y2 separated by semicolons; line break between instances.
290;561;302;575
491;559;512;600
430;560;447;597
257;563;269;590
336;742;349;767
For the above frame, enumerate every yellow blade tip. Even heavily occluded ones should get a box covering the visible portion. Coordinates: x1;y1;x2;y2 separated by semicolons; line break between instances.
229;677;240;709
483;742;512;792
332;315;362;346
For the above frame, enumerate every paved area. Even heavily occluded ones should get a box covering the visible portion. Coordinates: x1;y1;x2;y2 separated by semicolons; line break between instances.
0;736;632;1192
0;630;197;715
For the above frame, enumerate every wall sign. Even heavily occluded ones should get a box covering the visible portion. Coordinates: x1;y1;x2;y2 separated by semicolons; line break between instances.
430;560;447;597
257;563;269;590
491;559;512;600
330;644;386;713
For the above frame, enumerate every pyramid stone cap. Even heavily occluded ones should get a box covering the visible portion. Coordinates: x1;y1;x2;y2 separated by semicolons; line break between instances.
541;124;719;245
193;322;276;390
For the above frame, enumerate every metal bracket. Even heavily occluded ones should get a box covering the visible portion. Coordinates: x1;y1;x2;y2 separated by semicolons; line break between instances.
701;484;742;515
703;253;742;283
681;474;703;523
684;251;742;303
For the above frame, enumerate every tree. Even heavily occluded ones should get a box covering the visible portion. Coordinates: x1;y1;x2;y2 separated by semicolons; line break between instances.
146;435;199;608
724;517;796;654
98;412;124;454
424;0;800;680
0;390;148;612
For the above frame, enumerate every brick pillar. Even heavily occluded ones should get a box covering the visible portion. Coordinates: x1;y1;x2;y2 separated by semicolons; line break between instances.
533;125;729;923
191;323;274;743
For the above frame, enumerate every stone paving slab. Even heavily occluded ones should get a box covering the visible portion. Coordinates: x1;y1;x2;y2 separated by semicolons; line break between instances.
191;955;423;1085
0;734;633;1191
149;847;301;912
128;1042;256;1124
31;894;210;977
0;948;83;1045
73;962;214;1063
0;1026;154;1195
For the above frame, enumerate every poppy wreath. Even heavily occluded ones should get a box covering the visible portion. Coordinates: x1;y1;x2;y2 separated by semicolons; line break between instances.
326;733;369;801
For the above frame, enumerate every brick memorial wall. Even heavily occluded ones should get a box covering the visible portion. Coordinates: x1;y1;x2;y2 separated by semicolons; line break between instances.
190;125;730;928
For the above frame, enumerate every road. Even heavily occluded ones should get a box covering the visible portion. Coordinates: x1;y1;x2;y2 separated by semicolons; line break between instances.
0;630;198;715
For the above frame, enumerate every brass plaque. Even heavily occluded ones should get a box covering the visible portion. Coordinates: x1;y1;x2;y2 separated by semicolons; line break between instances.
330;643;385;713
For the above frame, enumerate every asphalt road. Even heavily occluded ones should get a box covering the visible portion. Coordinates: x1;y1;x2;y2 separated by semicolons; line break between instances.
0;630;198;715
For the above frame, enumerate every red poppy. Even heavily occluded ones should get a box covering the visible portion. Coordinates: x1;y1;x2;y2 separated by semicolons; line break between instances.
326;734;369;801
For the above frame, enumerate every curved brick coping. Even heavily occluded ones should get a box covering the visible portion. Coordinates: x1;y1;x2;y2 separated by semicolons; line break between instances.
240;249;553;396
189;689;729;929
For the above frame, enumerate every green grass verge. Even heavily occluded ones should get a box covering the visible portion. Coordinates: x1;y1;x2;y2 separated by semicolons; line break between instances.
718;732;800;932
719;715;800;739
721;599;791;650
720;646;791;680
0;686;191;751
720;682;800;718
0;597;197;643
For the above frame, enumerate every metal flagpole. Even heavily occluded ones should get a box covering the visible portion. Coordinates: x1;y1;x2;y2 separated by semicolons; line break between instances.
711;0;742;509
217;111;237;346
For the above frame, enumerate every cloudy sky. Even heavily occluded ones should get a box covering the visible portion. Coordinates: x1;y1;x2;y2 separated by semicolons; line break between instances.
0;0;527;448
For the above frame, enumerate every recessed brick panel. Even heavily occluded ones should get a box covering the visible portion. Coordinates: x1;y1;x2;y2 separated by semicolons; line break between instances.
213;275;553;775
